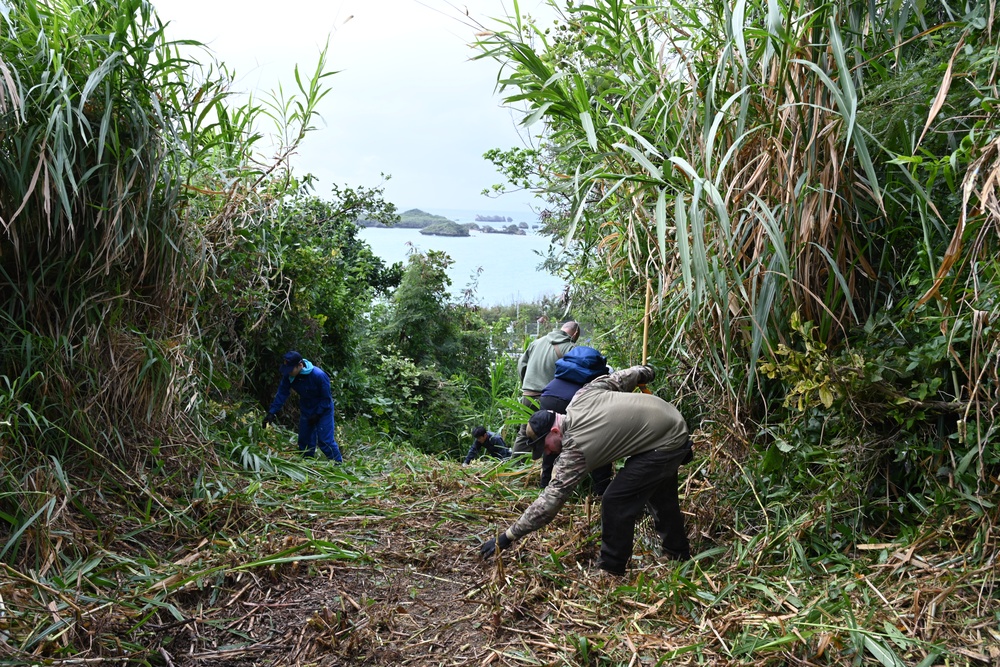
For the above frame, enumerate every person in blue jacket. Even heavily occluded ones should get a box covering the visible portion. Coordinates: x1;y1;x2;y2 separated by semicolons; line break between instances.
464;426;512;465
262;350;343;462
538;346;612;493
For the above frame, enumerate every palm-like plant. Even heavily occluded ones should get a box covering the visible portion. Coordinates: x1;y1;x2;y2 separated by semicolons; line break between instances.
476;0;997;487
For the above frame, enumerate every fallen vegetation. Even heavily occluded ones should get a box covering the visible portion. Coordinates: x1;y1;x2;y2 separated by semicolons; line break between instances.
2;0;998;664
1;417;994;666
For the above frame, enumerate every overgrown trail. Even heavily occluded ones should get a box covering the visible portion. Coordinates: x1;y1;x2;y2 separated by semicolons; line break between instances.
152;456;684;666
148;443;998;667
4;440;993;665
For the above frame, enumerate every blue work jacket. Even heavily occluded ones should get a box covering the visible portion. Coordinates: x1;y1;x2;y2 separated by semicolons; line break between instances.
268;361;333;418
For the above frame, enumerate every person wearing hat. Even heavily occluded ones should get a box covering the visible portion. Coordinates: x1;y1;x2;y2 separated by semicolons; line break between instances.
480;365;693;576
262;351;343;462
463;426;512;465
512;321;580;456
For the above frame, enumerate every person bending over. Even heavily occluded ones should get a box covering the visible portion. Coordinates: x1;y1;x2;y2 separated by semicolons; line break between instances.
263;350;343;462
481;365;693;576
463;426;511;465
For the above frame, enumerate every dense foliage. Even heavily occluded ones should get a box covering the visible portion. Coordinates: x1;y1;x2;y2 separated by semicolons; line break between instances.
477;0;998;522
1;0;997;663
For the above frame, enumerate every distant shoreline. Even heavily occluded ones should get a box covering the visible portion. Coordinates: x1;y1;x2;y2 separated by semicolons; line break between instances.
357;226;562;306
363;227;544;236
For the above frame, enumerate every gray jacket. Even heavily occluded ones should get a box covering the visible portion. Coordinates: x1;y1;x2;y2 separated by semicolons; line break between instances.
518;329;576;394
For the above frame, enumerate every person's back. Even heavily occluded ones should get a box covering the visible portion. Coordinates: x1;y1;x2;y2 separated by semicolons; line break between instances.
538;345;611;491
518;325;580;394
512;321;581;455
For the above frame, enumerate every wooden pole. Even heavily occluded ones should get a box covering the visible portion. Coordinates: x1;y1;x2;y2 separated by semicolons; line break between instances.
639;278;653;394
642;278;652;365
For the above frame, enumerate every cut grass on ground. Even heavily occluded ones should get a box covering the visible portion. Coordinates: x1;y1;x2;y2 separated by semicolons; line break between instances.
1;425;996;666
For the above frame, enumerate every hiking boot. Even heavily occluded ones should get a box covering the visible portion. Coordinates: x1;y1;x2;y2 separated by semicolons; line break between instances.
595;559;627;578
663;548;691;562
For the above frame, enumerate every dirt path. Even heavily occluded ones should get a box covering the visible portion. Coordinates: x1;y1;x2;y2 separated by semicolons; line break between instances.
149;470;705;666
156;503;532;665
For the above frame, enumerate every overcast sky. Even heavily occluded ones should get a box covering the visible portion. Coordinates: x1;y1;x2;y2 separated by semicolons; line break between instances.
152;0;555;216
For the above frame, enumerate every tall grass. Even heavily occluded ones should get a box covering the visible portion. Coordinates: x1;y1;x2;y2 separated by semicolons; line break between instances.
0;1;343;654
0;0;207;463
0;0;334;461
474;0;998;513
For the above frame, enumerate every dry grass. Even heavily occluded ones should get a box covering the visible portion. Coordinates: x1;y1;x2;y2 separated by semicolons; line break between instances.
3;431;992;666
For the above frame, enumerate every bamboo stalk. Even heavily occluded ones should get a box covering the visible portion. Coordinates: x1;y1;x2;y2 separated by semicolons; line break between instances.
642;278;652;366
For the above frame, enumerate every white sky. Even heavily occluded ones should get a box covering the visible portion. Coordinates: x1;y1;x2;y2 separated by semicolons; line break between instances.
152;0;555;216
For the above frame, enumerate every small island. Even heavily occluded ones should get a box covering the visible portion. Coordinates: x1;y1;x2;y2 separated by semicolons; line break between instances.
475;214;513;223
480;224;526;236
359;208;455;229
358;209;533;235
420;221;471;237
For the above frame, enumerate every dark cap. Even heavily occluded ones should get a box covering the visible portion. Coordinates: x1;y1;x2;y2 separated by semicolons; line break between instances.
525;410;556;460
279;350;303;376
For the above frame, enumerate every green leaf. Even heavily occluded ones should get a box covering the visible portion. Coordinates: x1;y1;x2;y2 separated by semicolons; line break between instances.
655;188;667;267
580;111;598;150
863;635;906;667
614;142;662;180
819;385;834;408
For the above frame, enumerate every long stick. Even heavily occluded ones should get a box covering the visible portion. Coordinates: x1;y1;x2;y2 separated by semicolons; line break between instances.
642;278;652;365
640;279;653;394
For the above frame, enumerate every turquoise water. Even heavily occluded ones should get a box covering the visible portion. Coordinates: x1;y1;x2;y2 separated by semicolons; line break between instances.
359;226;565;306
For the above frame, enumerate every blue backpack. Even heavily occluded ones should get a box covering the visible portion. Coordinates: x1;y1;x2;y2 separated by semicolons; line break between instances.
554;346;610;385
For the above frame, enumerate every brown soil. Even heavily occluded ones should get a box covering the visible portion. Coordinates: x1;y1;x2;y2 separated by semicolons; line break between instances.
148;474;690;667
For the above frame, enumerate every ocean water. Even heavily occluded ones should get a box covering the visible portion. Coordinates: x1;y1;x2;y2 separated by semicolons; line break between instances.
359;225;565;306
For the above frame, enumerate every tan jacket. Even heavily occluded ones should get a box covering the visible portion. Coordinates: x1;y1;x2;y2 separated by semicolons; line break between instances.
505;365;688;541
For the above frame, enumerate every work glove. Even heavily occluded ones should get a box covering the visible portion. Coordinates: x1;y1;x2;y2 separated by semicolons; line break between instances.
480;532;512;559
262;412;277;428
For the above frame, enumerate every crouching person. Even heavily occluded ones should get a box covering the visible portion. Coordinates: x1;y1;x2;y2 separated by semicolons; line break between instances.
463;426;512;465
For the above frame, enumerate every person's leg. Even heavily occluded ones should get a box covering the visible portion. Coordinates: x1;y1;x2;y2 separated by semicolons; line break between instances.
314;411;342;462
590;464;614;497
646;473;690;558
297;416;317;457
647;445;691;558
511;395;540;455
598;449;678;574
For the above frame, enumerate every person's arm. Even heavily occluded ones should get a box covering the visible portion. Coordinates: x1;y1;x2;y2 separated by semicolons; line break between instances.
517;344;532;384
576;365;654;399
505;448;588;540
267;376;293;415
482;450;588;558
464;439;480;465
